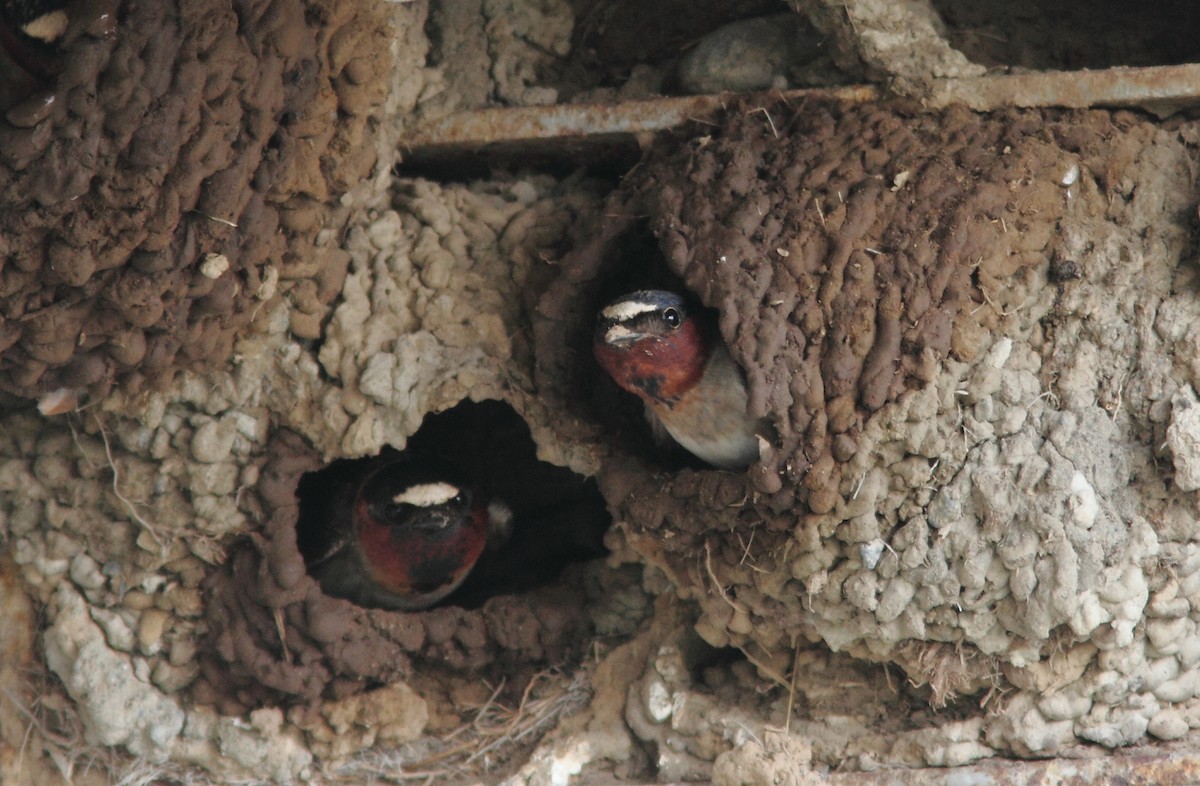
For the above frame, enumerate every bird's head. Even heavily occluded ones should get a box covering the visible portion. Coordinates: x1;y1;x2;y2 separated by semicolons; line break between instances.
593;289;712;406
353;461;496;602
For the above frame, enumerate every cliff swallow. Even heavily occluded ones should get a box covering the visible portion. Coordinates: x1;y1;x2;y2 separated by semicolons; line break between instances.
308;458;512;611
594;289;765;470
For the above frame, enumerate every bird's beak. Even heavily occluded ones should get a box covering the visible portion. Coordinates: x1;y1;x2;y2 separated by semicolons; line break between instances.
601;323;643;347
410;511;454;533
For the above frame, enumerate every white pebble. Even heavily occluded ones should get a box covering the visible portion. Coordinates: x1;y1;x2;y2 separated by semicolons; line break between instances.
199;253;229;279
860;540;885;570
1069;471;1099;529
646;678;673;723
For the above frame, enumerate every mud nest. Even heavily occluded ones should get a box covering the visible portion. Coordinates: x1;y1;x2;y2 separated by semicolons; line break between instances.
201;402;609;709
0;0;389;400
535;100;1188;690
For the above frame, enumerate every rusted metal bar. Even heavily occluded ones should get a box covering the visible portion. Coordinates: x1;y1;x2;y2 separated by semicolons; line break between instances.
650;751;1200;786
822;752;1200;785
402;63;1200;166
928;62;1200;114
404;85;881;153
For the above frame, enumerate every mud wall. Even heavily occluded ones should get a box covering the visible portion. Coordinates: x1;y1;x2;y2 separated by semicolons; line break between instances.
2;1;1200;785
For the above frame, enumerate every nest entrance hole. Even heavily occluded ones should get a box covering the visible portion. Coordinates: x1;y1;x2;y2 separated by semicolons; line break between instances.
573;224;748;471
294;399;611;610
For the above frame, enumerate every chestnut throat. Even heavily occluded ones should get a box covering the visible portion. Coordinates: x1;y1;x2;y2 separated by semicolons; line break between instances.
353;496;489;594
595;320;712;407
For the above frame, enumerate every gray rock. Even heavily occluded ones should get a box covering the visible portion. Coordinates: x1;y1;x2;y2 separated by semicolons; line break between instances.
678;13;822;94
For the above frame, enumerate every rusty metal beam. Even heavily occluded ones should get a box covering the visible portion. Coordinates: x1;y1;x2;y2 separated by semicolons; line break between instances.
822;751;1200;786
929;62;1200;114
402;63;1200;167
404;85;881;153
649;751;1200;786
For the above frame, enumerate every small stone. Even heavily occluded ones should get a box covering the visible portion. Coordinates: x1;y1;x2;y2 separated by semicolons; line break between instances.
198;253;229;279
677;13;819;94
860;539;885;570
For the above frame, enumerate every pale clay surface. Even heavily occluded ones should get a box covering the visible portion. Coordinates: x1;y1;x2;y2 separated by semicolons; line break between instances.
4;1;1200;785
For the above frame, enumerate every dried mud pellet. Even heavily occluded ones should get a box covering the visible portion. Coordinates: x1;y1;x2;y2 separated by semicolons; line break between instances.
46;241;95;287
8;355;45;388
5;90;56;128
60;351;111;387
140;333;179;378
22;337;76;366
105;329;146;367
190;420;235;464
0;321;19;355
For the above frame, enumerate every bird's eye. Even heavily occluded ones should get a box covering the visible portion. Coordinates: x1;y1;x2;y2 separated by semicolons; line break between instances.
452;491;469;506
662;308;682;329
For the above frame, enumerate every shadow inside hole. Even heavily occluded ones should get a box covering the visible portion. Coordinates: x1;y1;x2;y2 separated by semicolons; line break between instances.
579;224;727;472
933;0;1200;71
295;399;611;610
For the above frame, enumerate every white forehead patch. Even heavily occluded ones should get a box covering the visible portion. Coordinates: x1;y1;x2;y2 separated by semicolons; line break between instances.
601;300;660;322
392;482;460;507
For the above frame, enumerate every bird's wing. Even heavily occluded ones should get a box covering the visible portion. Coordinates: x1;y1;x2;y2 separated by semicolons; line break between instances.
306;529;351;571
642;401;677;449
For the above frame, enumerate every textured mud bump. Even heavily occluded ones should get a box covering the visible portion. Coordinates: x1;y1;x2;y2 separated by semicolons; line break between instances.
0;0;390;400
537;101;1200;759
202;428;595;708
